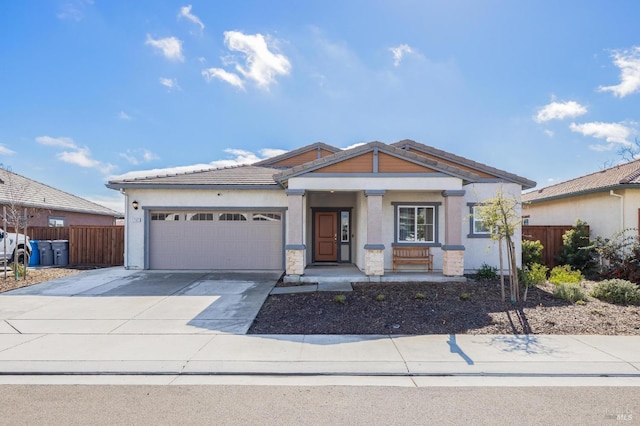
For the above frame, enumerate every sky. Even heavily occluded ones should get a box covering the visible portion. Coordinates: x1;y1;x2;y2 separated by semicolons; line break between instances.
2;1;640;213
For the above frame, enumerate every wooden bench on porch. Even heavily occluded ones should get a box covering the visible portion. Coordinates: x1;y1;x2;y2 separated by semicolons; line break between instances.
392;247;433;272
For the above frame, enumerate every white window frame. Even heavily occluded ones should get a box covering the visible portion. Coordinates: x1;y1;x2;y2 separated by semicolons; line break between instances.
396;205;435;244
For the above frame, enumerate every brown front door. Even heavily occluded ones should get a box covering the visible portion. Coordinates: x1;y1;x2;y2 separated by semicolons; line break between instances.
314;211;338;262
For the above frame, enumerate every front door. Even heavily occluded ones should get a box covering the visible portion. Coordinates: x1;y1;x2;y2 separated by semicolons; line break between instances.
314;211;338;262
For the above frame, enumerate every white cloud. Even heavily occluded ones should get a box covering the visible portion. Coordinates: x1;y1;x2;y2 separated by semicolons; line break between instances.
389;44;414;67
342;142;367;150
35;135;78;149
119;149;159;165
118;111;132;120
544;130;554;138
535;101;587;123
159;77;180;90
57;0;92;21
177;5;204;31
145;35;184;62
84;195;124;215
202;68;245;89
0;144;15;155
36;135;115;174
598;47;640;97
204;31;291;90
57;147;116;174
569;121;635;149
259;148;288;158
110;147;285;180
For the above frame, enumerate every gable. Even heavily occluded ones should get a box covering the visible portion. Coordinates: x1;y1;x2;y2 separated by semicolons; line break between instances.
404;148;497;178
312;152;374;173
377;152;437;173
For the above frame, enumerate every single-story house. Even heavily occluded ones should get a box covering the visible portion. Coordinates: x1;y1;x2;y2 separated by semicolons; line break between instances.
0;168;122;228
522;159;640;240
106;140;535;278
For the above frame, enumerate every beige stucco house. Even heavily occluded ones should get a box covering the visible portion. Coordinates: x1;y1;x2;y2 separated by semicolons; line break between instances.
522;159;640;240
107;140;535;278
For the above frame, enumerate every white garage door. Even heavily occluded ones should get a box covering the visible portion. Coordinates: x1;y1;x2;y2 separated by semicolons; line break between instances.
149;211;283;270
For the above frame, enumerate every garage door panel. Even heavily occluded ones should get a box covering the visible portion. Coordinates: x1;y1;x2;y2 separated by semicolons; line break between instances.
149;211;283;270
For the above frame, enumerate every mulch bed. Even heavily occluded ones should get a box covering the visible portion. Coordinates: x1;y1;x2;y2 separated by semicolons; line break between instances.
248;280;640;335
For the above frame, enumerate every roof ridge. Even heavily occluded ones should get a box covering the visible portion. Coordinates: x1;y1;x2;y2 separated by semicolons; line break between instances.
121;164;256;182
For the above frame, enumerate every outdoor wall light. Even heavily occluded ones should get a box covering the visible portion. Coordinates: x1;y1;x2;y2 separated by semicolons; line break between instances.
132;200;139;210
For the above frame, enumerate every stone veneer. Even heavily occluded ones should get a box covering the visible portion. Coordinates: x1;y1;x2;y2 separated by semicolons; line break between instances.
442;250;464;276
364;249;384;276
286;249;305;276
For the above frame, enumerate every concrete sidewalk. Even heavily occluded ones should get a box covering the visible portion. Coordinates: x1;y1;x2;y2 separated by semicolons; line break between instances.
0;332;638;377
0;268;638;379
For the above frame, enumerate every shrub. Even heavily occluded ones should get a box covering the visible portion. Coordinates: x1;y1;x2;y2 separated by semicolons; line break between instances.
415;293;426;300
375;294;385;302
549;265;583;285
333;294;346;304
519;263;549;288
9;262;25;278
459;292;470;301
556;219;598;277
590;279;640;305
476;263;498;280
591;230;640;283
522;240;543;268
553;282;588;303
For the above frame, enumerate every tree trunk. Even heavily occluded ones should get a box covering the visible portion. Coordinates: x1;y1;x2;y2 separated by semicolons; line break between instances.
499;237;505;302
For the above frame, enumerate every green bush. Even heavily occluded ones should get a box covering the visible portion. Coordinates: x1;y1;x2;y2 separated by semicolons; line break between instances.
520;263;549;288
333;294;346;304
590;279;640;305
556;219;598;277
553;282;588;303
476;263;498;280
550;265;583;285
591;230;640;283
522;240;543;268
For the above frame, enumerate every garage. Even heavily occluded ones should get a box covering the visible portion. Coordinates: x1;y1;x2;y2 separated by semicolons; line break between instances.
148;210;284;270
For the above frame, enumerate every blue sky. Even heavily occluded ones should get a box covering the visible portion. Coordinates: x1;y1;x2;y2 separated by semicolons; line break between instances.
2;1;640;213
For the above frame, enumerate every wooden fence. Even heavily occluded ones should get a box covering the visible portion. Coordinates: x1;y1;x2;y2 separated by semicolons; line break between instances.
13;226;124;267
522;225;588;268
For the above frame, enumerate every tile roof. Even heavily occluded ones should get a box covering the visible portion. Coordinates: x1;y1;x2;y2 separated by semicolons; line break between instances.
522;159;640;203
392;139;537;189
106;165;281;188
0;168;122;216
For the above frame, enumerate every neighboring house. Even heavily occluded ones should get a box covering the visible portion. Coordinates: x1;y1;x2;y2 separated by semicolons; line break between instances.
0;168;122;228
106;140;535;277
522;159;640;241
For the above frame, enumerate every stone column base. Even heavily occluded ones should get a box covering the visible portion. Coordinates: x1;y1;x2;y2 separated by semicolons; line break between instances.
442;250;464;277
364;249;384;276
286;249;305;276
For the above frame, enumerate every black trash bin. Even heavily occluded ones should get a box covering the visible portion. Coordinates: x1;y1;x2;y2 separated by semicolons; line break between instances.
51;240;69;266
37;240;53;266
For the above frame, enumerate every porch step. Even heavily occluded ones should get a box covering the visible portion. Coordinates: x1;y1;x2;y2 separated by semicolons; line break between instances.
270;282;354;295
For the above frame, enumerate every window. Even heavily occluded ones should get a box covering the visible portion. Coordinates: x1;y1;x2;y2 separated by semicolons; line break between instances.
48;217;65;227
396;205;435;243
187;213;214;221
252;213;281;221
219;213;247;221
341;211;350;242
468;204;490;237
151;213;180;221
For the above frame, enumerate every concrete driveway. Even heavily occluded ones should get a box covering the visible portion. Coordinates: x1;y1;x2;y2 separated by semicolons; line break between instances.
0;268;281;334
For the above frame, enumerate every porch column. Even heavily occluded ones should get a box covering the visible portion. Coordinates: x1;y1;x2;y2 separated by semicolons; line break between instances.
364;190;385;277
285;189;305;276
441;190;465;277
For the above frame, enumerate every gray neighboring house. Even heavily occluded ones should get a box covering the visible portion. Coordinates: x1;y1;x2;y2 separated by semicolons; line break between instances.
0;168;122;228
522;159;640;240
107;140;535;277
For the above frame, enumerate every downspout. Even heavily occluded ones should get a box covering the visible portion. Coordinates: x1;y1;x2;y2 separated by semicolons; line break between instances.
120;189;129;269
609;190;624;232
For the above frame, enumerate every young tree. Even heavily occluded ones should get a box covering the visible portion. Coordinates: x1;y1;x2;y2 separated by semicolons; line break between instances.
475;187;522;302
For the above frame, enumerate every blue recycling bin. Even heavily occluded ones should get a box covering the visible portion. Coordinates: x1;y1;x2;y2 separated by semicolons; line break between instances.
29;240;40;266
